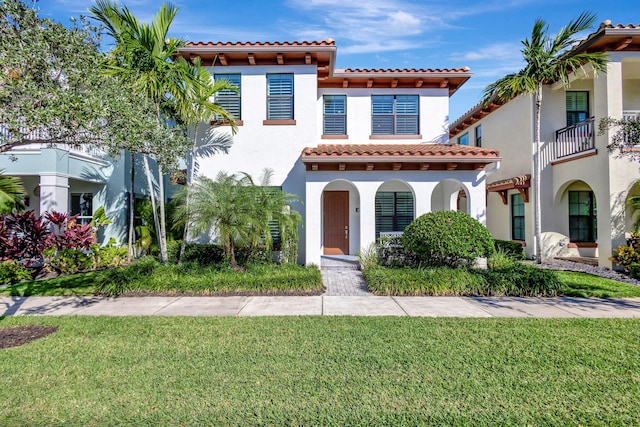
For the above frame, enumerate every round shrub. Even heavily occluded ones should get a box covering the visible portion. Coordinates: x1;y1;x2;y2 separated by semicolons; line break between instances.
402;211;495;267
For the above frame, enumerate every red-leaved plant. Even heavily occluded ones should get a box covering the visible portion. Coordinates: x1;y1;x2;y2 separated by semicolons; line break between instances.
45;211;96;252
0;211;50;262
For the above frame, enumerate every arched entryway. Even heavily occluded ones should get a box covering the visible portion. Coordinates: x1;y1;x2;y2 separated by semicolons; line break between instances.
322;180;360;255
375;180;415;239
431;179;470;213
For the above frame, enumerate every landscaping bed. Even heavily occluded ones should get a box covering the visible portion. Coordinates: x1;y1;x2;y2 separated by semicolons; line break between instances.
0;257;323;297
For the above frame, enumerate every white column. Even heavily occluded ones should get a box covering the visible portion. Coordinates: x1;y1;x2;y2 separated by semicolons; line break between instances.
39;173;69;215
358;184;377;252
411;181;434;217
305;179;323;266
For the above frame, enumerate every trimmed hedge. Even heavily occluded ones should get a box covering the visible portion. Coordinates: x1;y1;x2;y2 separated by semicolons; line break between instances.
363;263;561;297
402;211;495;267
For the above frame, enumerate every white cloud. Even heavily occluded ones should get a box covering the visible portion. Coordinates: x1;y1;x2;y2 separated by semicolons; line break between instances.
449;42;521;62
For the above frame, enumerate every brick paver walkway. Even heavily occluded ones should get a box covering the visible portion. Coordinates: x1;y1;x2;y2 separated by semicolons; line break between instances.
321;256;371;296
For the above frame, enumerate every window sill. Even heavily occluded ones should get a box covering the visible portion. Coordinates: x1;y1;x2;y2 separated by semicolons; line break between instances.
369;135;422;140
511;240;526;246
322;134;349;139
210;119;243;126
567;242;598;248
263;119;296;126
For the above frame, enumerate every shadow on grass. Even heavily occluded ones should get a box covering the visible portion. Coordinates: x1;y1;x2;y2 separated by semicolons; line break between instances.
1;271;101;297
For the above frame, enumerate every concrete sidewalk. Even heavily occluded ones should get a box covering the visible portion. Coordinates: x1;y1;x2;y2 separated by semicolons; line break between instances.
2;295;640;318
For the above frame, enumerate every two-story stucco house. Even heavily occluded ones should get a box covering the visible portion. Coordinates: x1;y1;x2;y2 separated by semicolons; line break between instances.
449;21;640;268
177;40;500;265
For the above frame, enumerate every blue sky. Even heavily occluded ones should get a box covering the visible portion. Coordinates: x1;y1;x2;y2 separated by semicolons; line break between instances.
39;0;637;120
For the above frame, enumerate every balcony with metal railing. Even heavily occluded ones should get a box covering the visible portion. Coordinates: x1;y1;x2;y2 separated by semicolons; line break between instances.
622;110;640;147
554;117;596;160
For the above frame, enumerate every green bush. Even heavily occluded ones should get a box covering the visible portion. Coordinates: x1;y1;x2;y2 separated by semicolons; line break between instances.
96;257;160;296
180;243;226;266
478;263;562;296
45;248;94;275
0;260;32;285
609;245;640;270
487;248;517;270
402;211;495;267
628;263;640;280
93;244;128;269
493;239;526;260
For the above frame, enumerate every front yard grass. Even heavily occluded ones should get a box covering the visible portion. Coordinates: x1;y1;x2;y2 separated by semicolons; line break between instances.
0;316;639;426
556;270;640;297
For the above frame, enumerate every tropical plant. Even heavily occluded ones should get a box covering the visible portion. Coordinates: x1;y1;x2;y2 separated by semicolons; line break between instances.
0;210;50;262
173;171;302;268
89;1;195;264
0;169;26;214
482;12;608;263
176;57;237;263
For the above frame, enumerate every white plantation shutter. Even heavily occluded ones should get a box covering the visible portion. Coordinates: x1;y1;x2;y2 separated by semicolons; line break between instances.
214;74;241;120
323;95;346;134
371;95;419;135
267;74;294;120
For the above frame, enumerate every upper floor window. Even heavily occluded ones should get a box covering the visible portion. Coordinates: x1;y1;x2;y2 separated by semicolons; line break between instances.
475;125;482;147
214;73;241;120
569;190;597;242
371;95;419;135
458;132;469;145
323;95;346;135
566;91;589;126
267;73;294;120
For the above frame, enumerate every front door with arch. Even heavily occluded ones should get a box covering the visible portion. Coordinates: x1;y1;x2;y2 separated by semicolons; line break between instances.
323;191;349;255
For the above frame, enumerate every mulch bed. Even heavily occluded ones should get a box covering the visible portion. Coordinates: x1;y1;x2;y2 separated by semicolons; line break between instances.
0;325;58;349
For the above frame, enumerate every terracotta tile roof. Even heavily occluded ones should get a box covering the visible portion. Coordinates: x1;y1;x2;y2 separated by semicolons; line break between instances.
302;144;499;160
186;40;336;47
487;174;531;191
340;67;470;74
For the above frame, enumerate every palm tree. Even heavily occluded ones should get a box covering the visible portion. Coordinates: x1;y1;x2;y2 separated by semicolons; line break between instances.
482;12;608;263
176;172;261;268
256;169;302;264
0;169;26;214
175;57;237;262
90;1;194;264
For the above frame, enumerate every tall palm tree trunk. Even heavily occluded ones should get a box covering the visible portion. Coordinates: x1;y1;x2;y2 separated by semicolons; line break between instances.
534;84;543;264
142;154;162;257
157;166;168;264
179;123;200;263
127;152;135;262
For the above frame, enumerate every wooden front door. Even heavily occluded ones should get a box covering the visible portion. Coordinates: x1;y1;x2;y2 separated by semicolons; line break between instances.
323;191;349;255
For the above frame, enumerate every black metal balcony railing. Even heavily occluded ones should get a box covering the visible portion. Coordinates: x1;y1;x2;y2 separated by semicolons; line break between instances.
554;117;595;159
623;111;640;147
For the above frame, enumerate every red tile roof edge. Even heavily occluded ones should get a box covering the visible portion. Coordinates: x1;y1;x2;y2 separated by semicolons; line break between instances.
340;67;470;73
301;144;500;159
185;40;336;47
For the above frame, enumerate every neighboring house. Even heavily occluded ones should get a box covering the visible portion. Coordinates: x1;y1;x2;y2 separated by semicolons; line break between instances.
449;21;640;268
0;136;162;244
177;40;500;265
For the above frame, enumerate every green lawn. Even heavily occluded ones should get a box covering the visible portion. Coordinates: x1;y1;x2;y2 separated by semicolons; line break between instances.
557;270;640;297
1;316;639;426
